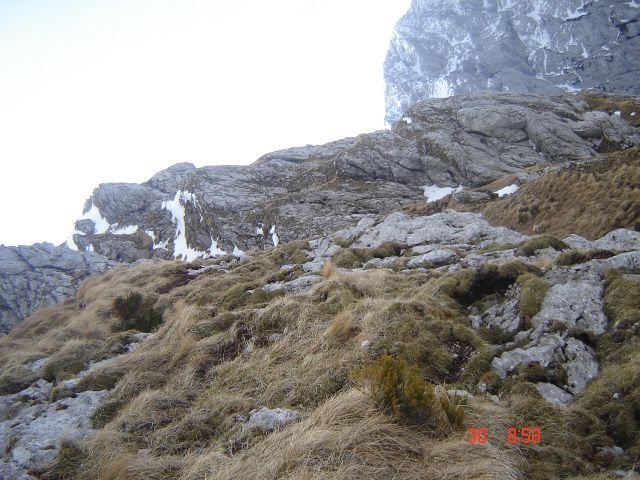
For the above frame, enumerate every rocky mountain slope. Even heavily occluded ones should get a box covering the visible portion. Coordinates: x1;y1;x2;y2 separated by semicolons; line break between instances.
65;92;638;263
0;244;113;333
0;90;638;477
1;92;638;332
384;0;640;123
1;204;639;478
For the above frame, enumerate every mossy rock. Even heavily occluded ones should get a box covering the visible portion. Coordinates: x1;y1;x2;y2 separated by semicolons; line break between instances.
90;398;127;429
604;269;640;328
371;241;406;259
42;356;88;383
0;366;39;395
516;235;569;257
556;249;616;266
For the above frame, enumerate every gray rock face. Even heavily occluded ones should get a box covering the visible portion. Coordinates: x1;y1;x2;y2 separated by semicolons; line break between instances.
4;93;639;333
406;249;458;268
348;210;528;249
64;93;638;266
0;385;108;477
0;243;114;333
535;382;574;407
470;284;523;335
531;279;608;335
385;0;640;123
262;275;322;294
564;228;640;251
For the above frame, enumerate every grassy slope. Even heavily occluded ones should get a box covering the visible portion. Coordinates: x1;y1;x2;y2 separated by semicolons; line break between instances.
1;234;639;479
402;148;640;240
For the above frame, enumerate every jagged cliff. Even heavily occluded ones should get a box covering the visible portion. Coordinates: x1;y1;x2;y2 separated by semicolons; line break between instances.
384;0;640;123
0;244;113;333
66;93;639;262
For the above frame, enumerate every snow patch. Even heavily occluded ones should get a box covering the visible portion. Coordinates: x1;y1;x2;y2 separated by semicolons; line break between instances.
495;184;519;197
86;244;94;252
626;1;639;8
431;78;453;98
145;230;168;250
81;203;110;234
581;44;589;58
162;190;216;261
256;224;264;235
232;245;245;257
614;111;621;117
402;116;413;124
110;225;139;235
269;225;280;247
208;236;227;256
423;185;463;202
154;239;169;251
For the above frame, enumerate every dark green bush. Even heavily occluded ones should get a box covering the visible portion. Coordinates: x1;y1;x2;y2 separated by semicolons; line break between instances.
351;354;464;429
112;292;163;332
352;354;436;423
371;241;406;259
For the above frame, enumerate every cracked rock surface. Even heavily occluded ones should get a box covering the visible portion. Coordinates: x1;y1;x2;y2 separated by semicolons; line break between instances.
0;243;114;333
385;0;640;123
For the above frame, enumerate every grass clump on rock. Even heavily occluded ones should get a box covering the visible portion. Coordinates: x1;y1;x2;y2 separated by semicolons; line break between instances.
517;273;549;327
604;269;640;329
556;249;616;266
516;235;569;257
333;241;406;268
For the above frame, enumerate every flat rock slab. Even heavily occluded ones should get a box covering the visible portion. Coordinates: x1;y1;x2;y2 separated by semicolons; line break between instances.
241;407;301;433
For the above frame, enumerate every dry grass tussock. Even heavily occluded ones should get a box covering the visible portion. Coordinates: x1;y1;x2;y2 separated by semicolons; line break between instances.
480;148;640;239
400;148;640;241
182;390;522;480
4;239;638;478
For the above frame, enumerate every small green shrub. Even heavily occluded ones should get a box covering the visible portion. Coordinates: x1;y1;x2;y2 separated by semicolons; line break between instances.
351;354;436;424
333;237;354;248
351;354;464;430
90;398;126;428
218;284;282;311
518;362;547;382
77;368;123;392
112;292;163;332
516;235;569;257
332;249;371;268
518;273;549;327
439;392;465;429
439;262;541;306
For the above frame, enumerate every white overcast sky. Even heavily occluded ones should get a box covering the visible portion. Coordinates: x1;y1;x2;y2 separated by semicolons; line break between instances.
0;0;411;247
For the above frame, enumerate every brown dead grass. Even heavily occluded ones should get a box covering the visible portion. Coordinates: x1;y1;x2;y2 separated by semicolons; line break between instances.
480;148;640;239
9;237;639;479
399;148;640;241
580;92;640;128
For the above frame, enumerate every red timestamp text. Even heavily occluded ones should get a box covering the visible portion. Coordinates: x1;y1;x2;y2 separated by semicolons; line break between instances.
467;427;541;444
